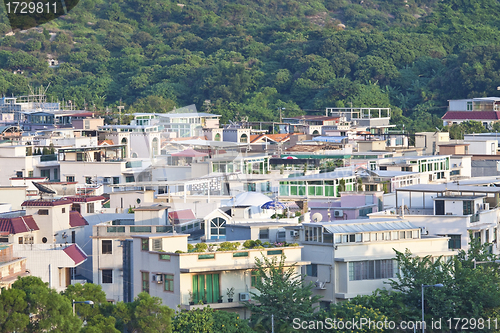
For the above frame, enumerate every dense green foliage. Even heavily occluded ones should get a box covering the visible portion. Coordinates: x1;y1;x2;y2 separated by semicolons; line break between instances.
245;254;322;332
349;237;500;331
1;0;500;129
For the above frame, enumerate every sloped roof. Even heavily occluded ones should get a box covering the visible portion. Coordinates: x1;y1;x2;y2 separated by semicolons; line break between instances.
171;149;208;157
63;244;87;265
169;209;196;224
250;133;293;143
442;111;500;120
0;215;39;234
67;196;105;203
98;140;114;146
21;199;72;207
69;211;88;227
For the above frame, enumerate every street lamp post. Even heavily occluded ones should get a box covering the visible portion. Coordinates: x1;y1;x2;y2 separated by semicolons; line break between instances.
278;107;285;124
73;299;95;316
421;284;443;333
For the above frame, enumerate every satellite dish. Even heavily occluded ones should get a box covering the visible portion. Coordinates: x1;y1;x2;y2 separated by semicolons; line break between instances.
32;182;56;194
312;213;323;223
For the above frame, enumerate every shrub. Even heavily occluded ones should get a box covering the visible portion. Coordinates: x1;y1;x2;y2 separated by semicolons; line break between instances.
193;243;208;252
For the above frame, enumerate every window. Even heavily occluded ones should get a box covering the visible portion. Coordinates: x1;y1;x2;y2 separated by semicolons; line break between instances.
349;260;397;281
210;217;226;240
259;228;269;240
463;200;473;215
102;240;112;254
448;235;461;249
38;209;49;215
306;264;318;277
85;177;92;184
159;254;171;260
62;208;65;213
28;170;34;177
113;177;120;184
126;176;135;183
130;226;152;233
267;250;282;256
142;272;149;293
71;203;81;213
198;254;215;260
77;153;84;161
467;101;473;111
233;251;249;257
87;202;95;213
164;274;174;292
66;176;75;182
192;274;220;303
102;269;113;283
152;239;162;251
141;239;149;251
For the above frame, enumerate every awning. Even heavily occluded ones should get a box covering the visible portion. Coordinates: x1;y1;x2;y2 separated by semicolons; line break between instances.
312;136;348;143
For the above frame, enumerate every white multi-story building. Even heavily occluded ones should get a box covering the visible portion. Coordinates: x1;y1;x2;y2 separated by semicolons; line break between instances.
284;219;455;305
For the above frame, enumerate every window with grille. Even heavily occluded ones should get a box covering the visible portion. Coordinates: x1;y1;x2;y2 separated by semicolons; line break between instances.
38;209;49;215
152;239;162;251
349;260;397;281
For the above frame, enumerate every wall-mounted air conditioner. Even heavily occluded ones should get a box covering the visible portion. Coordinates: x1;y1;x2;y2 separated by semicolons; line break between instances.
239;292;250;301
152;274;163;283
334;210;343;217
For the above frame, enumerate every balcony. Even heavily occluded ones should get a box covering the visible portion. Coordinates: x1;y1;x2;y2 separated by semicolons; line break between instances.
470;214;480;223
40;154;57;162
126;161;142;168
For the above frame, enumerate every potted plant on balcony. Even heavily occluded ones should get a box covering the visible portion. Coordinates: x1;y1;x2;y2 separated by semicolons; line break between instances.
203;291;208;304
218;295;223;303
188;290;195;305
226;287;235;302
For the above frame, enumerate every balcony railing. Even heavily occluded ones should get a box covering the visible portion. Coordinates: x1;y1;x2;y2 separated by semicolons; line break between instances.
470;214;480;223
126;161;142;168
40;154;57;162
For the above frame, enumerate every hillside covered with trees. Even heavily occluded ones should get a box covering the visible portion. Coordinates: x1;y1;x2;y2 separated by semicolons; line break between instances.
0;0;500;131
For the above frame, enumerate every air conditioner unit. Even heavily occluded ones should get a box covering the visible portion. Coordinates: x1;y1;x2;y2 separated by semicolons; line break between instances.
315;281;327;289
334;210;343;217
292;230;299;237
239;292;250;301
152;274;163;283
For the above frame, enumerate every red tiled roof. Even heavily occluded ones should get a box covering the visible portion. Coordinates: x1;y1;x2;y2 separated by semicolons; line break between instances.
250;133;295;143
66;196;105;203
442;111;500;120
98;140;114;146
69;211;88;227
21;199;72;207
0;215;39;234
168;209;196;224
63;244;87;265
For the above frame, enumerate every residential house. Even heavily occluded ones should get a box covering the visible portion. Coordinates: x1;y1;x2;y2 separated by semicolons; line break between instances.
131;233;307;317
